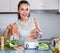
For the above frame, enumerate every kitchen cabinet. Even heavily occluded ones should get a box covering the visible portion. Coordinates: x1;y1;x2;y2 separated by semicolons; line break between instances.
11;0;44;11
0;0;58;12
26;0;43;10
0;0;20;12
0;0;10;12
10;0;21;12
11;0;58;10
10;0;58;11
58;0;60;12
0;0;44;12
43;0;58;10
10;0;42;12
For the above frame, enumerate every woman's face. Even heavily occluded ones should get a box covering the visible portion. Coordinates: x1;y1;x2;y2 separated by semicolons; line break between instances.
18;3;30;20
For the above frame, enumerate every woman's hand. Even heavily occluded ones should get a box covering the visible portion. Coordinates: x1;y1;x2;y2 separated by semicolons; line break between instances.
31;28;39;34
7;24;14;30
4;23;15;40
31;28;42;38
39;34;42;38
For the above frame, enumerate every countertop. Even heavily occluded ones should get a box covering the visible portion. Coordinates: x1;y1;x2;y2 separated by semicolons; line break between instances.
0;49;52;53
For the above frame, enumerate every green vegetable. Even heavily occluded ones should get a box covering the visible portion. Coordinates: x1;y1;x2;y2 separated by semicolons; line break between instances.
37;42;50;50
11;40;19;46
4;39;19;49
4;39;10;46
9;43;15;47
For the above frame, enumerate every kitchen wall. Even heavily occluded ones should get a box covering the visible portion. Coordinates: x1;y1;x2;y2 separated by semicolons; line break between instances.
0;10;60;39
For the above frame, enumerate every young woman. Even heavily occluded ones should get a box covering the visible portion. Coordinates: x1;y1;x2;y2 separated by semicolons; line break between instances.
4;0;42;50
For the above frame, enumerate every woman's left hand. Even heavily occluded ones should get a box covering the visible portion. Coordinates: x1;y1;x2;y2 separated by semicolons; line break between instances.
31;28;42;38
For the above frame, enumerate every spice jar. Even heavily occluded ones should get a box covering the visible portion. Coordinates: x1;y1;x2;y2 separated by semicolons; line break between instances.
1;36;4;50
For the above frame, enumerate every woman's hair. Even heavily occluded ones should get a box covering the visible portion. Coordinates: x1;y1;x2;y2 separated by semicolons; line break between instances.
18;0;30;20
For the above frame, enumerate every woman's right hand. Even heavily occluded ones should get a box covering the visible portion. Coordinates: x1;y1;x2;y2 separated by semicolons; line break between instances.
4;24;13;40
6;24;14;30
4;23;16;40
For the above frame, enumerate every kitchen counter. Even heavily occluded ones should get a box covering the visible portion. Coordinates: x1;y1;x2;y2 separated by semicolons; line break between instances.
0;49;52;53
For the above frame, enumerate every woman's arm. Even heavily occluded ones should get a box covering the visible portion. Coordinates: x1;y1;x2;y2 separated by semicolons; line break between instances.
33;18;42;34
4;24;12;40
4;22;19;40
32;18;42;38
26;18;42;39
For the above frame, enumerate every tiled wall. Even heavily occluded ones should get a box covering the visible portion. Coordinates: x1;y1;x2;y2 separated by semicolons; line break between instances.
0;10;60;39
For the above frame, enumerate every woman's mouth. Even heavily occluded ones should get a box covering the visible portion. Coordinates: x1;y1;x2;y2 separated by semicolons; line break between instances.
22;14;27;17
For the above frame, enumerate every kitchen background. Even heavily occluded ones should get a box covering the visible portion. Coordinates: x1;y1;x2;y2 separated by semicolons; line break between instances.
0;0;60;39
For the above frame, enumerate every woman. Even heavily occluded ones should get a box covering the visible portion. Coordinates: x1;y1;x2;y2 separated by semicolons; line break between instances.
4;0;42;50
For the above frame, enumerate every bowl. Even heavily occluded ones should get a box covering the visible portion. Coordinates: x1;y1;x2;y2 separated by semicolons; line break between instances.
24;40;38;49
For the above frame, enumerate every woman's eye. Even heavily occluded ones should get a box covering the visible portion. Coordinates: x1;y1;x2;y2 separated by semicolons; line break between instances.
21;8;24;11
20;8;29;11
26;8;28;11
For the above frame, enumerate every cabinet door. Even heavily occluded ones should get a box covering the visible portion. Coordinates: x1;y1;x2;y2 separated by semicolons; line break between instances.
43;0;58;10
11;0;43;12
10;0;21;12
26;0;43;10
58;0;60;12
0;0;10;12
